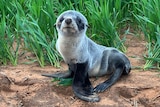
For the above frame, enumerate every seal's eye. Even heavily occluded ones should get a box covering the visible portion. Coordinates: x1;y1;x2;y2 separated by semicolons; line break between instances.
77;17;82;23
76;17;84;31
59;17;64;22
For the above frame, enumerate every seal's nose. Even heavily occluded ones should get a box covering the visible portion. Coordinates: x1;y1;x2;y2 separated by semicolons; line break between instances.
65;18;72;24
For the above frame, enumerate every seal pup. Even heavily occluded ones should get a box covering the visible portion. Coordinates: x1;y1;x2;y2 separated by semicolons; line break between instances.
42;10;131;102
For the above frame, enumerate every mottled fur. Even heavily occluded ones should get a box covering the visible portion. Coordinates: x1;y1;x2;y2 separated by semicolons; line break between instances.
42;10;131;102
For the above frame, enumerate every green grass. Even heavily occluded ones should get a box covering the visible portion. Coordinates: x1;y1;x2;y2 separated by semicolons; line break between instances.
132;0;160;69
0;0;20;65
83;0;126;51
0;0;159;70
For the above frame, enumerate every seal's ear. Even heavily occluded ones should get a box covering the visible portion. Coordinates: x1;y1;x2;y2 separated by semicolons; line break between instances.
86;24;90;28
54;23;56;27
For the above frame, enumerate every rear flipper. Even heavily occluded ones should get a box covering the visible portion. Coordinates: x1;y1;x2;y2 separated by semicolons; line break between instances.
41;63;75;79
94;68;123;93
94;50;131;93
41;70;72;79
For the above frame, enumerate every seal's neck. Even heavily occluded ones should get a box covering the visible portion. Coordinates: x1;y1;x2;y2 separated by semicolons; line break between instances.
58;32;86;45
56;33;88;64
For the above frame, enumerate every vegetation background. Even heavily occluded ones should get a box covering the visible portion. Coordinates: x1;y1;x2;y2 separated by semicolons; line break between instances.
0;0;159;70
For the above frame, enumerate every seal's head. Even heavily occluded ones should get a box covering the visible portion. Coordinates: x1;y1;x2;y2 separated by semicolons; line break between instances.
56;10;88;36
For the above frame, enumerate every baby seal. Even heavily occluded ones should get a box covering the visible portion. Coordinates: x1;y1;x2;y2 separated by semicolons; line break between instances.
42;10;131;102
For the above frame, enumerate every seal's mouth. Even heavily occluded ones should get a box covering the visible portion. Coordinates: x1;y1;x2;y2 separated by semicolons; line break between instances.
62;27;77;33
63;26;73;29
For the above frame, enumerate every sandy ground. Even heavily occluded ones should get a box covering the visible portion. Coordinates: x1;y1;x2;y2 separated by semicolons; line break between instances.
0;35;160;107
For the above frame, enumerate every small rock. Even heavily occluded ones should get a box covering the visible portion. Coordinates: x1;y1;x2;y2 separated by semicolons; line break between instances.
0;73;12;91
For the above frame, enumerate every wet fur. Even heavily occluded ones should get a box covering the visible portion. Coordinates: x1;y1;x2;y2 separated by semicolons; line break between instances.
42;10;131;102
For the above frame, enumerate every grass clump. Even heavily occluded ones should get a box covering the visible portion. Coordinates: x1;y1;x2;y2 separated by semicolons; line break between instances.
0;0;159;70
0;0;20;65
132;0;160;69
0;0;127;66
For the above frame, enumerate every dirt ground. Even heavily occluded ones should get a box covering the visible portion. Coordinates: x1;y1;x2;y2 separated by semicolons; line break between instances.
0;34;160;107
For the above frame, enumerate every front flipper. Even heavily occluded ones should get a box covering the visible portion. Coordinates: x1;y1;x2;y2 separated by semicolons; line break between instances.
72;62;100;102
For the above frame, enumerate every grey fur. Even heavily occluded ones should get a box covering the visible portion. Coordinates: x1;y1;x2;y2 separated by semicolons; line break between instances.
56;10;130;77
42;10;131;102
